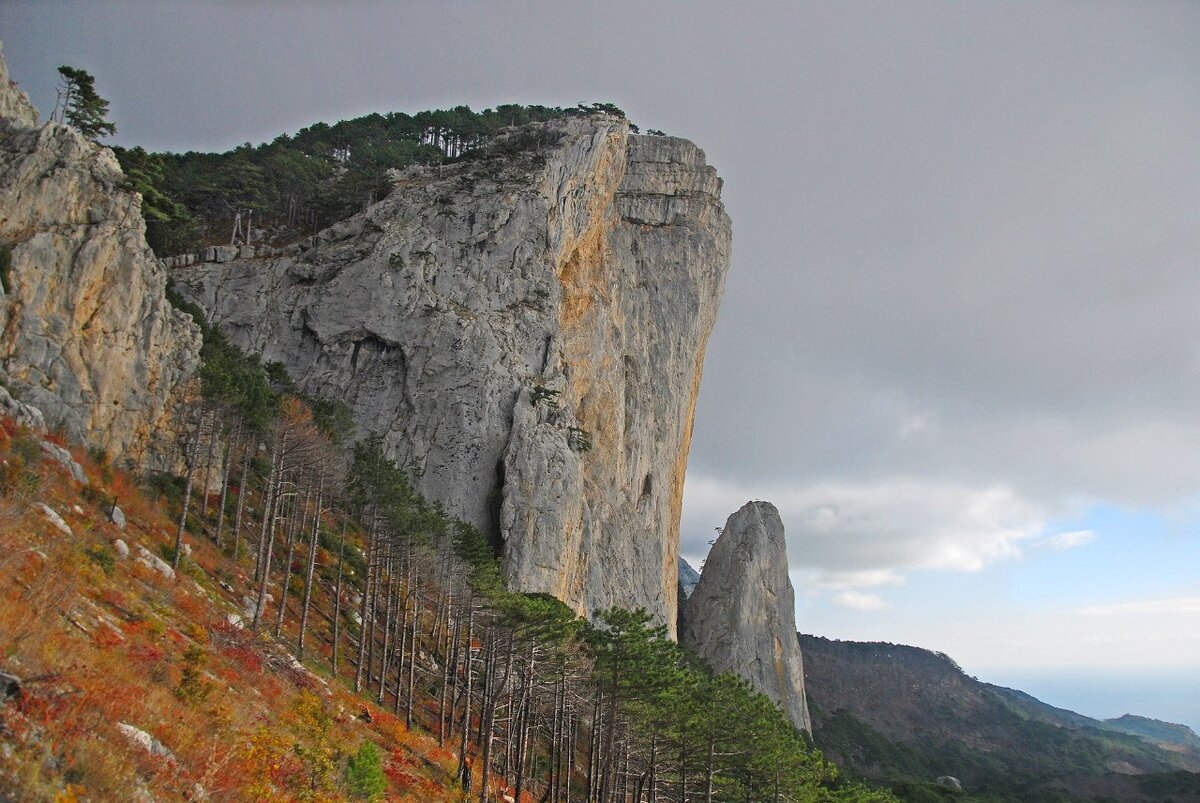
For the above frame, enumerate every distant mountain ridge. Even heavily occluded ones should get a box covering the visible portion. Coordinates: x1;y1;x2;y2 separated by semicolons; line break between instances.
985;685;1200;754
801;634;1200;802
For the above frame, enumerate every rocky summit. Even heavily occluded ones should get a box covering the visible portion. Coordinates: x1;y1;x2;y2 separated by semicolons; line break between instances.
0;44;200;468
176;119;731;633
681;501;812;733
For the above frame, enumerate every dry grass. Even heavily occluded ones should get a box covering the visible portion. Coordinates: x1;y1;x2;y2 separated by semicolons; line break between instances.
0;418;469;802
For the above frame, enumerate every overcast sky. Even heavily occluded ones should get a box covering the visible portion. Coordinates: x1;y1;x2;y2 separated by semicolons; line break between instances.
3;0;1199;728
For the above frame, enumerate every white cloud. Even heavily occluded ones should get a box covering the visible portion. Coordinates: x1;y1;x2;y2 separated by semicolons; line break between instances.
1080;596;1200;616
832;591;889;611
682;474;1052;605
802;568;905;591
1042;529;1096;551
683;474;1047;569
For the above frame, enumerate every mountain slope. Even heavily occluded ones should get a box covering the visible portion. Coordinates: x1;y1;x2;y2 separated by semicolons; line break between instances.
801;634;1200;802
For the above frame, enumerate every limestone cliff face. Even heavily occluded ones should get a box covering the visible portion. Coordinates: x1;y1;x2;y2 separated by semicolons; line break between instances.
176;118;731;632
681;501;812;733
0;45;201;466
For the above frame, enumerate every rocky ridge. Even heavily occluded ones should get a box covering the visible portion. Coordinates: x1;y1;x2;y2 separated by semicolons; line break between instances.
176;118;731;632
681;501;812;733
0;44;200;467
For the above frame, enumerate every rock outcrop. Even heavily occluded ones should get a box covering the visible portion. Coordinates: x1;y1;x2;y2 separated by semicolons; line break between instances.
681;501;812;733
176;118;730;632
0;44;200;467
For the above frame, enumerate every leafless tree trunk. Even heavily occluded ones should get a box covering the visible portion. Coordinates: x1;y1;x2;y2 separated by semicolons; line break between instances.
173;409;206;571
296;482;324;658
331;520;347;677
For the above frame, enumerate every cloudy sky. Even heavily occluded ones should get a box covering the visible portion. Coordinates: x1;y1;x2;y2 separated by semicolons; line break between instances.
3;0;1199;727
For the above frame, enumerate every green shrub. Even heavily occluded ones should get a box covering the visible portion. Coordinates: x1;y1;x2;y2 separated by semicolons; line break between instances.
175;643;213;704
84;543;115;575
345;741;386;800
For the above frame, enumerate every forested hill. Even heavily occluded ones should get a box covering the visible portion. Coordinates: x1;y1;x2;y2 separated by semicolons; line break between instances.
801;634;1200;802
113;102;633;255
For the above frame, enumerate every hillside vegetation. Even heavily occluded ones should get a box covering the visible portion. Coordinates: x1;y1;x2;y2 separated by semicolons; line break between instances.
0;299;894;801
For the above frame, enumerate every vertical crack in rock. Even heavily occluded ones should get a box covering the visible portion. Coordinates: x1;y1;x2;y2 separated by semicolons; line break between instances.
176;117;731;633
681;501;813;733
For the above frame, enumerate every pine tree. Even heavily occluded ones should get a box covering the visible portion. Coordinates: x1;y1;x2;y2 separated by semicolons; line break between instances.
55;66;116;141
345;741;387;800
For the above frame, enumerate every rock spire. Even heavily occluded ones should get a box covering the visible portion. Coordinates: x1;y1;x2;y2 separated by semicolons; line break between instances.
681;501;812;733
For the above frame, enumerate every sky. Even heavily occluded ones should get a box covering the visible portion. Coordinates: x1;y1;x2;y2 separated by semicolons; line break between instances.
3;0;1199;730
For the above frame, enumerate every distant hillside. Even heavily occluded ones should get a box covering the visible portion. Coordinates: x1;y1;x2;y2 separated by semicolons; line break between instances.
1103;715;1200;754
801;634;1200;802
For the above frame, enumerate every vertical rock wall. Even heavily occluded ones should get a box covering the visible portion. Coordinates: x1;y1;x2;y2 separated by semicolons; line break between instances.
0;44;201;466
177;118;731;632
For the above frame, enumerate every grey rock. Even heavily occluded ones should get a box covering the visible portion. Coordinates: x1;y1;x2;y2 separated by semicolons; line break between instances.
242;593;271;620
176;118;731;633
112;538;130;559
0;42;37;127
135;545;174;580
681;501;812;733
40;441;88;486
0;50;201;470
937;776;963;791
238;246;255;259
109;504;127;530
36;503;72;536
214;245;238;263
116;722;175;761
0;382;45;430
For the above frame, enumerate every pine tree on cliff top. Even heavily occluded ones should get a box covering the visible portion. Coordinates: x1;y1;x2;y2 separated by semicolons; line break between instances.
55;65;116;141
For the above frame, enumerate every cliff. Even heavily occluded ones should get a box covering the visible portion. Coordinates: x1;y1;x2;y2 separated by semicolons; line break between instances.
681;501;812;733
0;45;200;467
175;118;730;631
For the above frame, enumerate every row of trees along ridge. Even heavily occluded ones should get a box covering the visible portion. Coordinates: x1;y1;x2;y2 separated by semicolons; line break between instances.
113;101;637;257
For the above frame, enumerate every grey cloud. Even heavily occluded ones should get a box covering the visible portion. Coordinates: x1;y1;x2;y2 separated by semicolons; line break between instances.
4;1;1200;599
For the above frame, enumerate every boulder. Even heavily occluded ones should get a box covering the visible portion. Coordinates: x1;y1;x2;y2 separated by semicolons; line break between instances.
40;441;88;486
37;503;72;536
135;545;174;580
116;722;175;761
